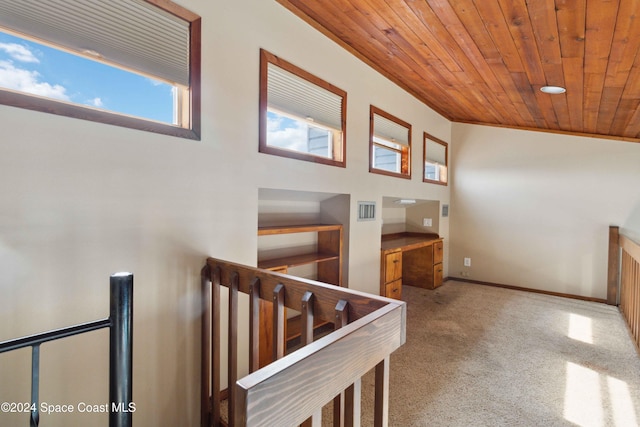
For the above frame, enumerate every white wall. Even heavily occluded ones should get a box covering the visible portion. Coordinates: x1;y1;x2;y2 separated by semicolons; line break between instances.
381;206;407;234
406;201;440;235
0;0;451;424
450;123;640;299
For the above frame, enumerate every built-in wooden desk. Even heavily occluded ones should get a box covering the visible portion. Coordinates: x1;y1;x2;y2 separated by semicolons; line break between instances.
380;232;443;299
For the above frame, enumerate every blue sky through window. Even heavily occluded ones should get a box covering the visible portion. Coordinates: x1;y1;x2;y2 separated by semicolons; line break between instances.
266;110;307;152
0;31;175;124
266;110;333;157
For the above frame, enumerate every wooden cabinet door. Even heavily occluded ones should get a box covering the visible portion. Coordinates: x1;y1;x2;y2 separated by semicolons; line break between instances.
434;240;443;264
433;263;443;288
385;279;402;300
384;251;402;282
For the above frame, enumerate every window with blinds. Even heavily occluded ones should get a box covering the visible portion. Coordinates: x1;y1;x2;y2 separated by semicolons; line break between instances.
259;49;347;167
424;131;448;185
370;106;411;179
0;0;201;140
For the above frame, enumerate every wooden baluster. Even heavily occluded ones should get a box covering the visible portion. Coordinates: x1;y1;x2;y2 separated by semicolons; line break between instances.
625;254;628;319
607;226;620;305
300;292;319;427
301;291;314;347
228;273;239;427
629;260;640;346
631;256;635;343
374;356;390;427
637;258;640;347
630;253;634;333
334;300;349;325
630;252;634;341
345;377;361;427
627;251;631;332
627;251;632;323
333;389;346;427
273;284;285;361
620;251;627;315
333;300;348;426
629;260;640;344
629;254;632;322
200;266;211;427
249;278;261;373
211;266;221;427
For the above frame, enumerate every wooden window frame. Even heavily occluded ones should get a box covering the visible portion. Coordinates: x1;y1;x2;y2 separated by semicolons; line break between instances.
259;49;347;167
423;132;448;185
0;0;201;140
369;105;411;179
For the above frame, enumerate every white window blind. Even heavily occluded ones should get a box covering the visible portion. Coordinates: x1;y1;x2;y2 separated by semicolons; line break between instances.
267;62;343;130
0;0;190;86
373;113;409;145
426;140;447;164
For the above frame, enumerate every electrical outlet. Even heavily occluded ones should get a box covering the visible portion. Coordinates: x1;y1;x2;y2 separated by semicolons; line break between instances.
464;257;471;267
423;218;432;227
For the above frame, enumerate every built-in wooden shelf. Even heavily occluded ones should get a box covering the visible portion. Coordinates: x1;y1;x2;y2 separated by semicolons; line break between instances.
257;224;343;285
258;223;343;236
258;252;340;271
256;223;344;367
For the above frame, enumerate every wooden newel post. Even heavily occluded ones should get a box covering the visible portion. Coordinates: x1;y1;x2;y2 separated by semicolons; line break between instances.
607;226;620;306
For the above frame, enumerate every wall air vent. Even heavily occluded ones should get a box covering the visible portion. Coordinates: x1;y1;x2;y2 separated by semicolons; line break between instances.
357;201;376;221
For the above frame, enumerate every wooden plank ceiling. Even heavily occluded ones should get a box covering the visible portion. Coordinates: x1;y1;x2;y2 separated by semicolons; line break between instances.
277;0;640;142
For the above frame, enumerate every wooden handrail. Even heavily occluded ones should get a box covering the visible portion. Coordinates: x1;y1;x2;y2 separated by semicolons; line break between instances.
235;303;404;426
201;257;406;426
208;258;390;323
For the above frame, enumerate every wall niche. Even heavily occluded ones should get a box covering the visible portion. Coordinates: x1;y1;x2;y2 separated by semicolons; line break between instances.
258;188;350;286
381;196;441;236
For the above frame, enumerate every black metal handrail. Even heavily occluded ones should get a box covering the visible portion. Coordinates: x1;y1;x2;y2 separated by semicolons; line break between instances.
0;273;134;427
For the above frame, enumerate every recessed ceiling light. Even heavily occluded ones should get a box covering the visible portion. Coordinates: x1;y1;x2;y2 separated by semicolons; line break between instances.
540;85;566;94
394;199;416;205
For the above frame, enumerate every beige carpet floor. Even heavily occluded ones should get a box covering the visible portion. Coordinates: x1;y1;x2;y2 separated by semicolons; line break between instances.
325;281;640;427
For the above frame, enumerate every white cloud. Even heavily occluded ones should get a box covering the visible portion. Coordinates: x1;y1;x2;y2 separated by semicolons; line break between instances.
266;115;307;151
0;60;69;101
0;42;39;63
88;97;103;107
147;77;164;86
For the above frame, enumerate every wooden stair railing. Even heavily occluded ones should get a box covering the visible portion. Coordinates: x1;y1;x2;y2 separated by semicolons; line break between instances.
608;226;640;353
201;258;406;427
